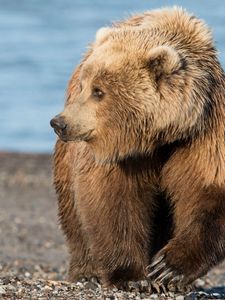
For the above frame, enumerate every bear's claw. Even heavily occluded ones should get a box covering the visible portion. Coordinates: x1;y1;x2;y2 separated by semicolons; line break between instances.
147;253;184;286
147;261;166;278
148;254;165;268
156;268;173;284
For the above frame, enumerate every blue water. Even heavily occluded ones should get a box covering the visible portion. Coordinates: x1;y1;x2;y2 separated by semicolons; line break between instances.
1;0;225;153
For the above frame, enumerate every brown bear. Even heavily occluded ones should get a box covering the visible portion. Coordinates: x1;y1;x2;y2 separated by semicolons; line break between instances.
50;7;225;288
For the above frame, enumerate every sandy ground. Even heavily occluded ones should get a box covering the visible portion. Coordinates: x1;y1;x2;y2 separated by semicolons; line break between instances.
0;151;225;300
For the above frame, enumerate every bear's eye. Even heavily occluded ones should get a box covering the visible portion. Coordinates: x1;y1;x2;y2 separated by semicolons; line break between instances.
79;82;83;92
92;87;104;100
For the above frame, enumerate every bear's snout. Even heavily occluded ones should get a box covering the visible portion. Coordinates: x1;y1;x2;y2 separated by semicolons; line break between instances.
50;115;67;138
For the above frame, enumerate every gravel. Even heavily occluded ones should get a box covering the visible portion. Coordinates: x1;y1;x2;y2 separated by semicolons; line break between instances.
0;151;225;299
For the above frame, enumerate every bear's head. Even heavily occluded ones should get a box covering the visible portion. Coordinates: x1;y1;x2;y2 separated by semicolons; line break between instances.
51;27;204;163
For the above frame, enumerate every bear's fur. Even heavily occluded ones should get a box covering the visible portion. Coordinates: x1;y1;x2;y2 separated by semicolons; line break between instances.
51;7;225;288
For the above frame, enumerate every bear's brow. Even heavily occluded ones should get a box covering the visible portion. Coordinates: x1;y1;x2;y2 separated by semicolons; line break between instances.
81;66;93;79
81;66;113;82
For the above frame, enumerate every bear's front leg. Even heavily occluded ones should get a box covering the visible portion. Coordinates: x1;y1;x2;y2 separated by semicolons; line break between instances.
54;141;99;282
68;236;100;283
75;161;155;288
148;184;225;287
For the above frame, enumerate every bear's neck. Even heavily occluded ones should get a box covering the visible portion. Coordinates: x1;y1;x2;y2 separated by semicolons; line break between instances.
118;140;183;178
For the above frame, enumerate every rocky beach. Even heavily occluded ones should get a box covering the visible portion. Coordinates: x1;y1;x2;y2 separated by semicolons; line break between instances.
0;151;225;300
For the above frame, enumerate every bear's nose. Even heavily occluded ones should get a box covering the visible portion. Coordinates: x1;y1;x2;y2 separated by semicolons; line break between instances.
50;116;67;131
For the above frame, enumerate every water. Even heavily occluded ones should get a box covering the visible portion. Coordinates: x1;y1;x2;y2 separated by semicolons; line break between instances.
1;0;225;153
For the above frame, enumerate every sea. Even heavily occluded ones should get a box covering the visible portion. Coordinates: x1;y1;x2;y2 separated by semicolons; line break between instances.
1;0;225;153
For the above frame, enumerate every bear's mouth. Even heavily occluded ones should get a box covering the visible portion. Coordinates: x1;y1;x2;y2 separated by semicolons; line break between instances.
57;129;94;143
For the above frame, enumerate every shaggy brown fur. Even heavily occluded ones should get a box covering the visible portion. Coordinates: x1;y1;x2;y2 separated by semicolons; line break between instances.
51;7;225;288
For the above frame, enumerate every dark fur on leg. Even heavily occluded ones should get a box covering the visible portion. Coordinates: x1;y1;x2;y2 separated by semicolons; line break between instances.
148;185;225;286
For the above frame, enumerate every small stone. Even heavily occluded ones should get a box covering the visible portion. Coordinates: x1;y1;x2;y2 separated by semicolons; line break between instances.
195;278;205;287
36;284;42;290
184;295;196;300
167;292;174;298
197;291;208;297
140;280;148;287
76;282;84;288
150;294;158;299
25;272;30;278
17;287;25;294
2;278;10;285
7;284;16;291
52;290;59;294
128;281;139;291
90;277;99;284
44;285;52;291
0;286;6;295
176;296;184;300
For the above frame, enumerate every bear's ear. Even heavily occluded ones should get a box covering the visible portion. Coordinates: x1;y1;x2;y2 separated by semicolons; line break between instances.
95;27;112;45
147;46;182;79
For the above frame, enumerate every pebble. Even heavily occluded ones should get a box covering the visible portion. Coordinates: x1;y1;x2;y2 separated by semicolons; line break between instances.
140;292;147;298
7;284;16;291
140;280;148;287
53;290;61;296
211;293;220;299
25;272;30;278
44;285;52;291
76;281;84;288
195;279;205;287
0;286;6;295
176;296;184;300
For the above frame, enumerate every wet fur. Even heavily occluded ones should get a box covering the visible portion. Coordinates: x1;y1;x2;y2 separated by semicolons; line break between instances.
53;7;225;287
